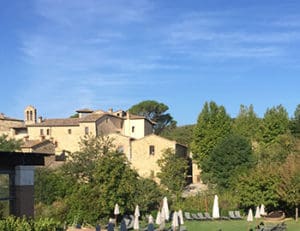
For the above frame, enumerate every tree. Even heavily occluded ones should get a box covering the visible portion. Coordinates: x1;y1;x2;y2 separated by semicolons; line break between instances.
290;104;300;137
157;148;189;199
128;100;177;134
202;134;254;190
64;135;115;183
258;105;290;145
191;101;232;166
0;134;23;152
233;104;261;141
277;154;300;221
61;135;142;223
233;164;281;210
35;167;75;205
160;125;195;147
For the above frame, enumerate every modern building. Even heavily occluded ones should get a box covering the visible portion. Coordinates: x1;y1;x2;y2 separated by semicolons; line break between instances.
0;151;50;218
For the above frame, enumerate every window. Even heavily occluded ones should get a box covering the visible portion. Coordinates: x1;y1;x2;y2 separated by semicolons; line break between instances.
131;126;135;133
0;173;14;217
117;146;124;153
84;127;89;135
149;145;155;155
40;129;44;136
46;129;50;136
68;129;72;134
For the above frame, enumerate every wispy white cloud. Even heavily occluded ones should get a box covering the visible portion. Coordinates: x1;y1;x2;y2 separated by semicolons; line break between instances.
161;11;300;60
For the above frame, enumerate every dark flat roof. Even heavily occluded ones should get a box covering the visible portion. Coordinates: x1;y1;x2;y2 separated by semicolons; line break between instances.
0;151;52;168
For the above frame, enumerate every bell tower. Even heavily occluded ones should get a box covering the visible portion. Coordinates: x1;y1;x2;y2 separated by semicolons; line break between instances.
24;105;37;125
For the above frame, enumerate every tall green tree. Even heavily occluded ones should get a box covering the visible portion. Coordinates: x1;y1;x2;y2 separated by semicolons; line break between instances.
64;135;115;183
157;148;189;199
61;135;147;223
290;104;300;137
128;100;177;134
277;154;300;221
233;164;281;209
233;104;261;141
191;101;232;166
0;134;23;152
202;134;254;191
258;105;290;145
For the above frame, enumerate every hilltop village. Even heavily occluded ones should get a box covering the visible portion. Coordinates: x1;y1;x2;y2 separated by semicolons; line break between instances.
0;105;199;184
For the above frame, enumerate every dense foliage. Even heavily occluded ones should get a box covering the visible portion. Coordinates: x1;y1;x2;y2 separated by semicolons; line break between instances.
32;101;300;223
161;124;195;147
35;135;165;225
191;101;232;166
128;100;177;134
0;216;60;231
201;134;254;190
0;134;23;152
157;148;189;198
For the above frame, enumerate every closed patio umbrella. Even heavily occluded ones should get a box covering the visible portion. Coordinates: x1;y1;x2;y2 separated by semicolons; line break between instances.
212;195;220;219
162;197;169;221
114;203;120;225
148;214;154;224
260;204;266;216
255;206;261;218
247;208;253;222
178;209;184;225
133;205;140;230
155;211;161;225
172;211;179;231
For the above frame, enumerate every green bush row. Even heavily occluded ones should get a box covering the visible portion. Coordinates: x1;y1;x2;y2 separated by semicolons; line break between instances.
0;216;61;231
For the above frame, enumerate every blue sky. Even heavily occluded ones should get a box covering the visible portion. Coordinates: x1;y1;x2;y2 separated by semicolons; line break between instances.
1;0;300;125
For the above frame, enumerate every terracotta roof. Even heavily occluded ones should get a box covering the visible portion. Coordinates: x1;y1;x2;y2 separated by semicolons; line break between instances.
27;118;80;127
79;113;106;122
127;114;156;124
21;139;50;148
0;113;23;122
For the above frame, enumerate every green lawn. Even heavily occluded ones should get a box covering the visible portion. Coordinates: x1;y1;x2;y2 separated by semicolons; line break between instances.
182;219;300;231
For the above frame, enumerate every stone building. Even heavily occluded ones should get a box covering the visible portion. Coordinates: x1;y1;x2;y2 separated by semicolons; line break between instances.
1;106;195;183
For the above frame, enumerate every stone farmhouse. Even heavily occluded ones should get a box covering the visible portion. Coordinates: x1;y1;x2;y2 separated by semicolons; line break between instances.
1;106;199;183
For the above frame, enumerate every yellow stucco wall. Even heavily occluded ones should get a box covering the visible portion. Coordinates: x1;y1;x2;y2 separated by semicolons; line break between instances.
130;134;178;180
27;125;84;154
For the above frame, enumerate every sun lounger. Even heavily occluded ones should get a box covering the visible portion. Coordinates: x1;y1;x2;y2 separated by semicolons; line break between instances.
197;212;208;221
234;210;243;219
228;211;239;220
204;212;213;220
184;212;193;220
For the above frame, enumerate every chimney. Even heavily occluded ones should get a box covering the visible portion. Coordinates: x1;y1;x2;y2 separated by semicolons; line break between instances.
38;116;43;123
108;108;113;113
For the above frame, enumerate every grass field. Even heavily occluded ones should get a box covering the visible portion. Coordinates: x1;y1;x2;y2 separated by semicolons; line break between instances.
182;219;300;231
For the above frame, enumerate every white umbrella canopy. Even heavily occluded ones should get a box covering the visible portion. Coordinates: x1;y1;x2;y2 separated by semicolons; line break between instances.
172;211;179;230
159;209;166;230
133;205;140;230
247;208;253;222
212;195;220;219
255;206;261;218
133;215;139;230
134;205;140;217
148;214;154;224
114;203;120;215
155;211;161;225
178;209;184;225
162;197;169;221
260;204;266;216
